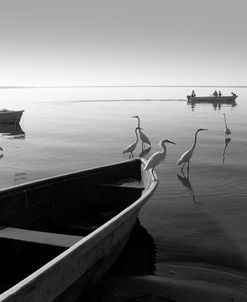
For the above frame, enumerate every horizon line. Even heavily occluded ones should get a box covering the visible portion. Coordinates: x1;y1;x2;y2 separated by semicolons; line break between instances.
0;84;246;89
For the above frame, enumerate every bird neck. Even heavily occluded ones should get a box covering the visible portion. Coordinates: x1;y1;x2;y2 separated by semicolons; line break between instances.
135;129;139;142
160;143;166;153
191;130;199;151
136;117;140;128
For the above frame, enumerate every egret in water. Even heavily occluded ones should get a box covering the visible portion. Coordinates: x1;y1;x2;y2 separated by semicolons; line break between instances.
144;139;175;181
177;128;207;172
123;127;142;159
223;113;231;138
131;115;151;148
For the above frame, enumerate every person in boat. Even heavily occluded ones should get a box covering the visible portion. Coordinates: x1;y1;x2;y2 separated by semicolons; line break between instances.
191;90;196;97
213;90;218;97
231;92;237;97
218;91;222;97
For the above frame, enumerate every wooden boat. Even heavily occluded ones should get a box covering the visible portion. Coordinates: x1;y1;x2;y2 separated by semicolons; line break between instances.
0;110;24;124
187;95;237;103
0;158;158;301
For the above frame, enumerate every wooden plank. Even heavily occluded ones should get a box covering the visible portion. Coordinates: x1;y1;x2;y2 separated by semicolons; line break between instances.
99;182;145;189
0;227;83;248
55;222;98;233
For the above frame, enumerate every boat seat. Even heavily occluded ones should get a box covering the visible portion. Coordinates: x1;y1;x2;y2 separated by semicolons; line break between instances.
99;182;145;190
0;227;83;248
54;221;98;233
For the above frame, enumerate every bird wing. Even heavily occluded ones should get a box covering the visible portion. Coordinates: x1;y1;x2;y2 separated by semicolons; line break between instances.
177;149;193;165
139;130;151;145
123;142;137;154
144;152;164;170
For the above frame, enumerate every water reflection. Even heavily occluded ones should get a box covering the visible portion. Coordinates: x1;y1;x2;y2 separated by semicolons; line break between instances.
0;124;25;140
188;100;237;111
14;172;28;181
139;146;151;158
109;219;156;275
177;170;197;203
222;137;231;164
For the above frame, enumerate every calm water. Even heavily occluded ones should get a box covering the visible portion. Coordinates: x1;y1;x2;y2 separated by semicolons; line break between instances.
0;86;247;275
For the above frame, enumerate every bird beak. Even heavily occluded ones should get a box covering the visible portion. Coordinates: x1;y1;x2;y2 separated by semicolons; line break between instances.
131;116;137;118
201;128;208;131
167;140;176;145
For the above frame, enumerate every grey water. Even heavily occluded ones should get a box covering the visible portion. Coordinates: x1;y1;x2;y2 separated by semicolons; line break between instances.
0;86;247;275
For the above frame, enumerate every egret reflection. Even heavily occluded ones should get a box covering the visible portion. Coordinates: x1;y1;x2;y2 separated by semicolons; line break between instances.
139;145;151;158
177;170;197;204
222;137;231;164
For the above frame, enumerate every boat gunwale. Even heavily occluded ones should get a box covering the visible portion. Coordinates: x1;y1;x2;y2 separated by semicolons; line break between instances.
0;158;145;194
0;158;158;301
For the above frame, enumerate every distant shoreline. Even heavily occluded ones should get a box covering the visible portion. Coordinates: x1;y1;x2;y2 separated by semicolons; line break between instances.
0;85;247;89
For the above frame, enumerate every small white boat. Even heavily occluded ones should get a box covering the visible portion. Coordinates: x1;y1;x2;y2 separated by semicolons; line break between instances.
0;109;24;124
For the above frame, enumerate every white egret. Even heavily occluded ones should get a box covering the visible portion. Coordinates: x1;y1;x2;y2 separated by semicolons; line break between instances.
177;128;207;171
131;115;151;147
144;139;175;180
123;127;142;159
223;113;231;137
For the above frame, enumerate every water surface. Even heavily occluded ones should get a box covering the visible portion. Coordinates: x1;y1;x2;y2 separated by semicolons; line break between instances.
0;86;246;275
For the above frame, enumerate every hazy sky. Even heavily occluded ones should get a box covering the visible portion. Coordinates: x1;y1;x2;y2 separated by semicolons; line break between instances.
0;0;246;86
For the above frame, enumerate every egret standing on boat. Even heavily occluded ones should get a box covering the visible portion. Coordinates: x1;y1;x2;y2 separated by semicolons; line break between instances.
144;139;175;181
123;127;142;159
223;113;231;138
177;128;207;172
131;116;151;148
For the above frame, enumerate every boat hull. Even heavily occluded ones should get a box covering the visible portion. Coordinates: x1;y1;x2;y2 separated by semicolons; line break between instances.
187;95;237;103
0;159;158;302
0;110;24;124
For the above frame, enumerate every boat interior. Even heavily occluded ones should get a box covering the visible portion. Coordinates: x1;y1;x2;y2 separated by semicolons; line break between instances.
0;160;145;294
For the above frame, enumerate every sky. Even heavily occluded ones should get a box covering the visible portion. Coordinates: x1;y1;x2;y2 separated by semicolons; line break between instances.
0;0;246;86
